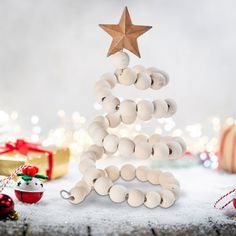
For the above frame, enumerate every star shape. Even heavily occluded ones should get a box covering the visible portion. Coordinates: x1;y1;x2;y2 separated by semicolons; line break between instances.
99;7;152;58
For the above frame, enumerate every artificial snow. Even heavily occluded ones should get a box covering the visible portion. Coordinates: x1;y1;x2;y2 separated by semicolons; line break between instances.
1;161;236;235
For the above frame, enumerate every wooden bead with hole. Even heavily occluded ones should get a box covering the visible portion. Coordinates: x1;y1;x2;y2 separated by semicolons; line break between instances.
94;176;113;196
102;95;120;113
134;142;152;159
127;189;145;207
109;184;127;203
144;191;161;208
83;168;105;186
106;113;121;128
153;143;169;159
160;189;175;208
118;137;135;156
103;134;119;153
105;165;120;181
137;100;154;121
119;100;137;124
120;164;136;181
111;51;129;69
135;166;148;182
135;72;151;90
147;169;162;184
118;68;137;85
69;187;88;204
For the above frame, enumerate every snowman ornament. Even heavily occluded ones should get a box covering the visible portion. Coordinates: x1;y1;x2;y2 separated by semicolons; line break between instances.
15;166;48;204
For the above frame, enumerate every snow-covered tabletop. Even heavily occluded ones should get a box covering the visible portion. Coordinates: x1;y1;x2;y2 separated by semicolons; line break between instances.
1;161;236;236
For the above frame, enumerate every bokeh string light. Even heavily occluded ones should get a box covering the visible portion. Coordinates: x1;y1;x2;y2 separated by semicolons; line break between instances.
0;108;235;168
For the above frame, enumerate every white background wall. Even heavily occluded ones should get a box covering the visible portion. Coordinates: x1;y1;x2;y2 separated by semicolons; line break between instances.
0;0;235;132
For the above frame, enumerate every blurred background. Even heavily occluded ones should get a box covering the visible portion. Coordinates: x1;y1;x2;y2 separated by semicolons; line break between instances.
0;0;235;157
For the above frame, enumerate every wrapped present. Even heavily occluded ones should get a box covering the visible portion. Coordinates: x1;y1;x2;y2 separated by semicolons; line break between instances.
0;139;70;180
218;125;236;173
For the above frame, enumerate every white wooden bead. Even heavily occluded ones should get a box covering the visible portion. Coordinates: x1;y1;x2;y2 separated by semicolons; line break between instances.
149;134;162;145
80;151;97;161
134;72;151;90
153;143;169;159
137;100;154;121
167;141;183;159
161;136;172;143
159;172;180;187
88;121;104;137
105;165;120;181
102;95;120;113
153;99;168;118
101;73;117;88
150;72;166;90
120;164;136;181
109;184;127;203
96;87;111;103
105;113;121;128
69;186;88;204
135;166;148;182
92;129;108;146
88;145;104;160
158;70;169;85
93;116;109;129
75;180;91;195
173;137;186;153
79;159;95;174
133;65;146;74
146;67;159;75
95;80;111;91
160;189;175;208
165;99;177;117
147;169;162;184
127;189;145;207
165;184;180;198
83;168;105;186
118;137;135;156
94;176;113;196
103;134;119;153
144;191;161;208
133;134;148;144
119;100;137;124
134;142;152;159
118;68;137;85
111;51;129;69
114;69;123;78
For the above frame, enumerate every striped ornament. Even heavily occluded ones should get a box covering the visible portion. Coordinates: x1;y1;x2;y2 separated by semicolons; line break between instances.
219;125;236;173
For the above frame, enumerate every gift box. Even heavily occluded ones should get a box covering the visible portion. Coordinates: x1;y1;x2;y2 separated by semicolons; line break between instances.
0;139;70;180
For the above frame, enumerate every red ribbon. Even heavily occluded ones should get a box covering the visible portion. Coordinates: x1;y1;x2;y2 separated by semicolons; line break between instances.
0;139;53;180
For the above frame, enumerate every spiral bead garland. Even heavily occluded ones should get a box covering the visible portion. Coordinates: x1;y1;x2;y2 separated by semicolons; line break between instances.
61;51;186;209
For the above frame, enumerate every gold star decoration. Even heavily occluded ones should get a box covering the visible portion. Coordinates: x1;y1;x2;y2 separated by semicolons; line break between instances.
99;7;152;58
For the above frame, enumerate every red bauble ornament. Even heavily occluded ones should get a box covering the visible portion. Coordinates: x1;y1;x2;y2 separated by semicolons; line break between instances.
0;193;18;220
233;198;236;208
0;194;14;217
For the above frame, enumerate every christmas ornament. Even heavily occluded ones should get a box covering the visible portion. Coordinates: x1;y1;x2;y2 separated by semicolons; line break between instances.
0;139;70;180
61;7;186;209
214;189;236;209
99;7;152;57
0;194;18;220
0;165;25;220
15;165;48;204
218;125;236;173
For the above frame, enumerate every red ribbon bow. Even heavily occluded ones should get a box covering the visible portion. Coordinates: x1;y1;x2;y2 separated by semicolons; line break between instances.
0;139;53;180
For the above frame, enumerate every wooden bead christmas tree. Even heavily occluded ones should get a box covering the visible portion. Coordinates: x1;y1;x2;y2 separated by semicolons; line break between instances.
61;7;186;209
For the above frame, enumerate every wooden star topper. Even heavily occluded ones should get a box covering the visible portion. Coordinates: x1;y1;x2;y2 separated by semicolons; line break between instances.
99;7;152;58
